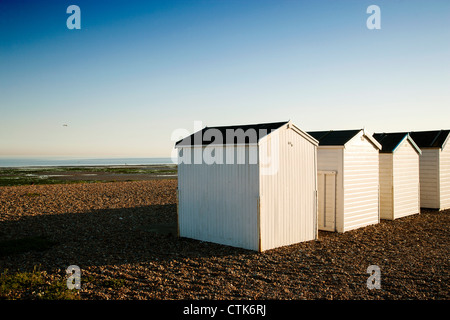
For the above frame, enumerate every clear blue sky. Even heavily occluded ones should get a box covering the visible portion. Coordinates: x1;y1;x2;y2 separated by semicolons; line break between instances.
1;0;449;157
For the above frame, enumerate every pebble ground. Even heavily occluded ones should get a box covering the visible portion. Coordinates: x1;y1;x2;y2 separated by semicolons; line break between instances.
1;180;449;300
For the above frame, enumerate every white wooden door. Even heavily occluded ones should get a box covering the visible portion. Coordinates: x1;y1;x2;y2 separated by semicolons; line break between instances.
318;171;336;231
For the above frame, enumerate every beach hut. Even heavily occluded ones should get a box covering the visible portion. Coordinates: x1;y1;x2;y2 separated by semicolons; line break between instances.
409;130;450;210
307;129;381;233
175;120;319;252
373;132;422;220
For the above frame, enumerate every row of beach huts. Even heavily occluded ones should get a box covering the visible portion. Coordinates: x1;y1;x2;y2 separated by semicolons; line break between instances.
174;121;450;252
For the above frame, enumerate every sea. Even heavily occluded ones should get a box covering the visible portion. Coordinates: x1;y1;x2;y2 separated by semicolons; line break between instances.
0;157;176;168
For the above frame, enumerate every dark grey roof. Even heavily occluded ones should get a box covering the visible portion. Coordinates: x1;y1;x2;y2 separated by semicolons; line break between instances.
175;121;289;146
373;132;409;153
307;130;362;146
409;130;450;149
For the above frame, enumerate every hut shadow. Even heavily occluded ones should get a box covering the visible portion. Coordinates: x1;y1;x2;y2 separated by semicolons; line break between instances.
0;204;253;273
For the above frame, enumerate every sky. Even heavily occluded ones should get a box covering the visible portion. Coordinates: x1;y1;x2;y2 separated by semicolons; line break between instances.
0;0;449;158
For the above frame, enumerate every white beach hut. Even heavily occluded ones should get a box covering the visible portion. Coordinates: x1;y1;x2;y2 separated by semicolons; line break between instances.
307;129;381;233
175;120;319;252
409;130;450;210
373;132;422;220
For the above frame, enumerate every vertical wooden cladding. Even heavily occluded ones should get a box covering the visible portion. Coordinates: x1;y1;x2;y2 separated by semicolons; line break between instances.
315;148;344;232
379;153;394;219
392;140;420;219
410;130;450;211
343;132;380;232
417;145;450;211
419;149;440;209
178;145;260;251
439;144;450;210
313;130;380;233
378;138;420;220
317;171;336;231
177;122;318;252
258;127;318;251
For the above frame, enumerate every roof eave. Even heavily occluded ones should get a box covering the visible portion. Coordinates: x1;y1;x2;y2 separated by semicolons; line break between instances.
363;130;382;150
406;135;422;155
343;129;382;150
287;121;319;146
441;131;450;150
390;134;422;155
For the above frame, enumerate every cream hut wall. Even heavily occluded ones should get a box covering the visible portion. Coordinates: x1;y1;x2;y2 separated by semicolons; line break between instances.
175;121;319;252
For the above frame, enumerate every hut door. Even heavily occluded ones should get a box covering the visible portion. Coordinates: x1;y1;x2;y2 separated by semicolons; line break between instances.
318;171;336;232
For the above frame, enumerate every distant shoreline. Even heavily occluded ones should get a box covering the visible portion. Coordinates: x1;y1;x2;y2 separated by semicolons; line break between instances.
0;164;177;187
0;164;177;169
0;157;175;168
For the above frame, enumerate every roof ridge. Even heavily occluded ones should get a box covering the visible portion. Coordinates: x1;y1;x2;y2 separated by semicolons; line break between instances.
206;120;289;129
